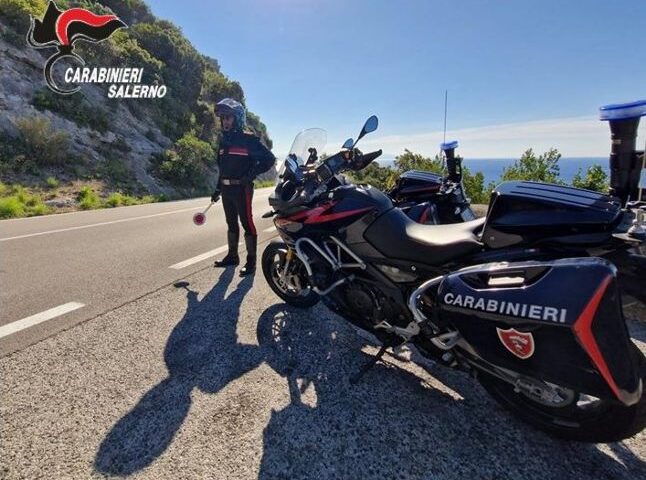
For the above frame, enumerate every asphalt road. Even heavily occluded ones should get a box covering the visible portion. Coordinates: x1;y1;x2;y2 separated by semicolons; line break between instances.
0;256;644;479
0;187;276;355
1;192;645;479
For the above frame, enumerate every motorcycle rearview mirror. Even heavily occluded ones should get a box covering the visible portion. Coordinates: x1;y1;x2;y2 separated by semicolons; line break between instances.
305;147;318;165
342;138;354;149
353;115;379;148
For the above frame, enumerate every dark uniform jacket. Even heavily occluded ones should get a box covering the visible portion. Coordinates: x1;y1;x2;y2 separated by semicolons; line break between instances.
216;131;275;186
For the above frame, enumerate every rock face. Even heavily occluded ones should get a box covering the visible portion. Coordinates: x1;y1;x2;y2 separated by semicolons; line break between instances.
0;34;175;195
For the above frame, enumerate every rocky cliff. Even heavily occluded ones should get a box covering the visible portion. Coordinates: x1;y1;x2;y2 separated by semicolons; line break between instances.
0;0;274;207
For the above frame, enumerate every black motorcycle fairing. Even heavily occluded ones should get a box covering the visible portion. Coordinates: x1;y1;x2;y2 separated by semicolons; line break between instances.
389;170;443;203
483;181;623;249
406;202;439;224
364;208;485;266
433;257;641;405
388;169;474;224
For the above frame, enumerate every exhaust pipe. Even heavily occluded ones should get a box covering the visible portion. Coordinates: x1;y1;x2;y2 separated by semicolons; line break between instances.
599;100;646;205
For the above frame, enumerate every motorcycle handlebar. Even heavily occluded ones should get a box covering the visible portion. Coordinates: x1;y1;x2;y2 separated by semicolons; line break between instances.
362;149;383;163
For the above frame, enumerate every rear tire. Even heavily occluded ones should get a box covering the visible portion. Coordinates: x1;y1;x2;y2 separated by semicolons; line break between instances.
261;242;320;309
478;344;646;442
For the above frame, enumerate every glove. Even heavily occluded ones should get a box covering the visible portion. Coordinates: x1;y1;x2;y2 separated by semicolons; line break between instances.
211;190;221;203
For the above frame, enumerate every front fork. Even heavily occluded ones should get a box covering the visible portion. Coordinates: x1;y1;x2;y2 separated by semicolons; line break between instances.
279;247;295;284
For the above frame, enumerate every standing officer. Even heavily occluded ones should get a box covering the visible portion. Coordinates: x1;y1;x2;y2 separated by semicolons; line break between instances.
211;98;275;276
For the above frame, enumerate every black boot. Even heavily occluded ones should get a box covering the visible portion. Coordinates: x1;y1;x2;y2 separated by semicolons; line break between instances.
214;231;240;267
239;234;257;276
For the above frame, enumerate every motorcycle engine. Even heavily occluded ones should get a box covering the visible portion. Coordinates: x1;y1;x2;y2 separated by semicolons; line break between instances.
343;281;409;328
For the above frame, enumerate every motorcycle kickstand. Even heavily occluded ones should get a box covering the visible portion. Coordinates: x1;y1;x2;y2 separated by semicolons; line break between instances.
350;343;390;385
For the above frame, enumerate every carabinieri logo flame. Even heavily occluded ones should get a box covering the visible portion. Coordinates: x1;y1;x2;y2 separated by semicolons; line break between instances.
26;1;126;94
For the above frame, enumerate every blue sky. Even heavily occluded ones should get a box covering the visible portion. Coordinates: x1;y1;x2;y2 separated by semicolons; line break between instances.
146;0;646;159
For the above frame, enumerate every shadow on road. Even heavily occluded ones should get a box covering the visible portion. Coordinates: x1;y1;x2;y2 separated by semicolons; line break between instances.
255;304;644;480
94;281;644;478
95;267;259;475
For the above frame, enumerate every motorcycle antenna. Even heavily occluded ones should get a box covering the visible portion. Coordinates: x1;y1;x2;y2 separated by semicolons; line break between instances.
440;89;448;168
443;89;448;145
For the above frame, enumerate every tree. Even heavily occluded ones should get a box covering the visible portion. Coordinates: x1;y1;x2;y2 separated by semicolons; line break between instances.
394;149;443;174
571;164;609;193
348;163;394;190
0;0;48;31
500;148;562;184
158;132;215;188
130;21;204;105
461;166;495;204
98;0;154;25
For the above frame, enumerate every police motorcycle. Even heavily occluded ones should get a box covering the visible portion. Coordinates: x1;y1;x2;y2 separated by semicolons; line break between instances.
387;140;477;224
261;101;646;442
327;126;474;225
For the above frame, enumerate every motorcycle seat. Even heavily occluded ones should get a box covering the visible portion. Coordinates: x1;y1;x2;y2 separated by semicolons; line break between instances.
364;209;485;266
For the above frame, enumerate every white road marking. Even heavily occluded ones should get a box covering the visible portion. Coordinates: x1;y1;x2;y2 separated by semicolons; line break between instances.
0;206;203;242
169;245;231;269
0;302;85;339
263;226;276;233
1;192;274;242
170;229;279;270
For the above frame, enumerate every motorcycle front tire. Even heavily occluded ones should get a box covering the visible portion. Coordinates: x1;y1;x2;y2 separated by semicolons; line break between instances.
262;242;320;309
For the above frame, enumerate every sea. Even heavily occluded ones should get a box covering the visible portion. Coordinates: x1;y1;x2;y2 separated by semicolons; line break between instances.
376;157;610;184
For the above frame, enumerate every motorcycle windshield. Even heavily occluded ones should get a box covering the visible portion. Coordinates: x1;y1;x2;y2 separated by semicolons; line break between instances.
288;128;327;165
277;128;327;182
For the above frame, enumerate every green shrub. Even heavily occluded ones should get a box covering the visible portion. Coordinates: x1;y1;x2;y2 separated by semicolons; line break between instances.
105;192;137;207
571;164;609;193
500;148;562;184
13;185;28;204
24;192;41;207
462;167;495;204
157;132;214;188
15;117;70;166
348;162;393;190
78;186;100;210
45;177;59;188
140;195;157;203
0;196;24;219
105;192;124;207
0;183;49;217
393;149;444;175
26;201;49;216
0;0;48;31
98;1;155;29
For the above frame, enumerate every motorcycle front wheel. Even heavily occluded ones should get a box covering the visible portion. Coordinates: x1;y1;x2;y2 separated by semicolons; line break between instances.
262;242;320;309
478;344;646;442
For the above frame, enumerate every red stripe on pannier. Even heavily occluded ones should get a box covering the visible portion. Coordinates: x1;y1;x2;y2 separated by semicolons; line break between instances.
572;276;624;402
